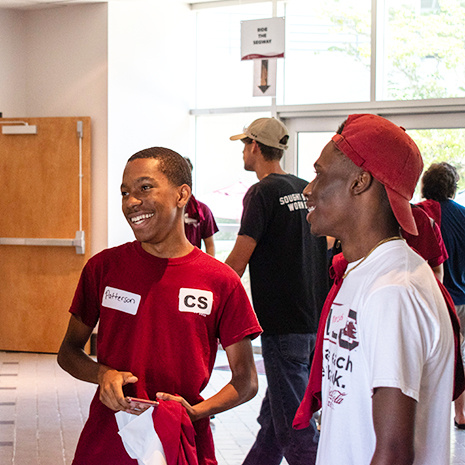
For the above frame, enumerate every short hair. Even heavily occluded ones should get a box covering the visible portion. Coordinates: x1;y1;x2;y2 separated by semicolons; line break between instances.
242;137;285;161
336;120;347;134
421;162;459;201
127;147;192;189
184;157;194;172
334;119;362;174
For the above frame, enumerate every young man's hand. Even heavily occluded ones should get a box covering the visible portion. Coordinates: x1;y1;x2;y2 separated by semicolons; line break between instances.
156;392;197;421
97;366;138;412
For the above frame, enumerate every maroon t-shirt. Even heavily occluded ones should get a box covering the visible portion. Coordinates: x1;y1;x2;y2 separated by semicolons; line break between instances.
70;242;261;465
402;205;448;268
184;195;219;248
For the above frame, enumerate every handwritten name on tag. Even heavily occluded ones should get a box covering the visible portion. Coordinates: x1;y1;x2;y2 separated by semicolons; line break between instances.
102;286;141;315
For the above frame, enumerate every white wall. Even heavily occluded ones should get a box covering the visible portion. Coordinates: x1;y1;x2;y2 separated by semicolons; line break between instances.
107;0;195;247
24;4;108;255
0;4;108;255
0;9;27;115
0;1;196;251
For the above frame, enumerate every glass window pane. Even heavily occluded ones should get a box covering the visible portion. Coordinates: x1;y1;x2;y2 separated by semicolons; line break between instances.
279;0;371;105
193;112;268;261
379;0;465;100
408;128;465;200
195;0;371;108
195;4;273;109
297;131;333;181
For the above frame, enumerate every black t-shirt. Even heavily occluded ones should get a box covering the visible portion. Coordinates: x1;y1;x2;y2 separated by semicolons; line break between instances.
239;173;330;334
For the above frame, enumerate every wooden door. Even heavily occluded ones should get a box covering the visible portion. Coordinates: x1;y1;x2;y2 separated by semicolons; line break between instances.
0;117;91;353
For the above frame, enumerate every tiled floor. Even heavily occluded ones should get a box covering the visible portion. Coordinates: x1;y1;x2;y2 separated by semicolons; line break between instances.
1;349;465;464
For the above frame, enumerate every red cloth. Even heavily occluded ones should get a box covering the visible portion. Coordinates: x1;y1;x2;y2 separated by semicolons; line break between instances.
436;280;465;401
153;400;199;465
293;252;465;430
417;199;442;227
402;205;448;268
185;195;206;224
293;253;347;428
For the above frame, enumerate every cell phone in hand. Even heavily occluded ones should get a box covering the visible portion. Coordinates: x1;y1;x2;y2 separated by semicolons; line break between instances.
125;397;159;412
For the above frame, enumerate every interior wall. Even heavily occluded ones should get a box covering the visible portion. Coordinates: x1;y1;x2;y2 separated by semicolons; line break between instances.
23;3;108;255
0;9;27;116
107;0;195;247
0;1;195;252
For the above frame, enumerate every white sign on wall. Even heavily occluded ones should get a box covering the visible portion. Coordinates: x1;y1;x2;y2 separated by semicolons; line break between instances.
241;17;285;61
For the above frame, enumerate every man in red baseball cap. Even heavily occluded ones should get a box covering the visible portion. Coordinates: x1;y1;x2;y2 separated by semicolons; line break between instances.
294;114;462;464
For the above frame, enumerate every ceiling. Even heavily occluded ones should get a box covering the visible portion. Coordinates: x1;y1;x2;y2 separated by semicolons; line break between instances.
0;0;115;9
0;0;218;9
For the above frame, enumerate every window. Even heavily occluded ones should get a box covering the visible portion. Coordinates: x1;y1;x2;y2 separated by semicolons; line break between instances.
193;0;465;106
378;0;465;100
191;0;465;243
296;131;333;180
280;0;371;105
194;0;372;108
193;112;267;260
195;3;273;109
409;128;465;199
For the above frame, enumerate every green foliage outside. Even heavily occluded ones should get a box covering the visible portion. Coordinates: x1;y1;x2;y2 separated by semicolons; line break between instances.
323;0;465;99
409;128;465;195
321;0;465;193
385;0;465;100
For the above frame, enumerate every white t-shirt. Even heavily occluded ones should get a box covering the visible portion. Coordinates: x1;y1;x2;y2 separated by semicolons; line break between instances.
317;240;454;465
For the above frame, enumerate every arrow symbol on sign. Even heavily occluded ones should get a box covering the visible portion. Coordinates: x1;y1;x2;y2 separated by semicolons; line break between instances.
258;59;270;93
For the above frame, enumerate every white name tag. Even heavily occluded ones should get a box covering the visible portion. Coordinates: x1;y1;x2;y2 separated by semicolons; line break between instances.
102;286;141;315
179;288;213;316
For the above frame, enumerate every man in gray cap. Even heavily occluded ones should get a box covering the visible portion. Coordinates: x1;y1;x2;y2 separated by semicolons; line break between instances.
226;117;329;465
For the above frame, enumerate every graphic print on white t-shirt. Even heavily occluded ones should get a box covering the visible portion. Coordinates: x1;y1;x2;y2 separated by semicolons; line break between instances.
324;302;358;409
102;286;141;315
178;288;213;316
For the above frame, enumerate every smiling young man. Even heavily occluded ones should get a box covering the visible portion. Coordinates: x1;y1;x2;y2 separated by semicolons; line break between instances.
293;114;462;465
58;147;262;465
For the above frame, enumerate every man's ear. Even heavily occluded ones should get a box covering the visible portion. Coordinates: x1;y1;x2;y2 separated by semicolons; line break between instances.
178;184;191;207
351;170;373;195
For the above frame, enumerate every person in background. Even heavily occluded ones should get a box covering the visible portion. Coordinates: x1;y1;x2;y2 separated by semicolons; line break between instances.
58;147;262;465
184;157;219;257
401;204;448;281
418;162;465;428
294;114;463;465
226;117;329;465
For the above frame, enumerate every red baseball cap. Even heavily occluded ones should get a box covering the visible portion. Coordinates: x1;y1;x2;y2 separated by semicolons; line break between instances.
332;114;423;235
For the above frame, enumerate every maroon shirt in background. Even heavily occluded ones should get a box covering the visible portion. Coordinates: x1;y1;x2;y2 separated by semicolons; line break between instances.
184;195;219;248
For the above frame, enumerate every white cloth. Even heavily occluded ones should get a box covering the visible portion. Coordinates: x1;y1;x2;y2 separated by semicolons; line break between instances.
116;407;167;465
317;240;454;465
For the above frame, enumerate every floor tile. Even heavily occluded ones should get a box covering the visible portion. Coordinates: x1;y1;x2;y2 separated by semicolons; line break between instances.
1;350;464;464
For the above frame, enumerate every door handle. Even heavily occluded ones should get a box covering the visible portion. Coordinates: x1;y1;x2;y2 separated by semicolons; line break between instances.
0;231;85;255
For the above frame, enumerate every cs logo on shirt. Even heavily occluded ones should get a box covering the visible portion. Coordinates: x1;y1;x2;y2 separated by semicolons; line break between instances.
178;288;213;316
